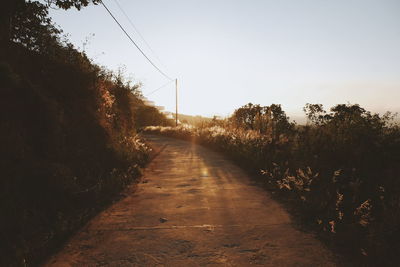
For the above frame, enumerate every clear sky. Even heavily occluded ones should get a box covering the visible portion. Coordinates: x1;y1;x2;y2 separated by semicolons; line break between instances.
48;0;400;119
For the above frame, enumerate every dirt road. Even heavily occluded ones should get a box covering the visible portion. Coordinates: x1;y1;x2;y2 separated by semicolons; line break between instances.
45;135;336;266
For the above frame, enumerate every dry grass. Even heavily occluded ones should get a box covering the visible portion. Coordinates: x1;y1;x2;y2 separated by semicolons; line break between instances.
144;105;400;266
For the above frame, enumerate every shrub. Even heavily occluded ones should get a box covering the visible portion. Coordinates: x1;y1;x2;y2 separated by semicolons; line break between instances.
143;103;400;266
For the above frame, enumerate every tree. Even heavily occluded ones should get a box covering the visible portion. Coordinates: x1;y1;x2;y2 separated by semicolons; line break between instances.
0;0;24;51
1;0;100;54
231;103;262;130
10;1;61;52
303;103;328;125
231;103;294;139
45;0;101;10
268;104;294;139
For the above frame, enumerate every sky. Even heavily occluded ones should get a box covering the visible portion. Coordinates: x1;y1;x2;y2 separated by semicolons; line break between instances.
48;0;400;119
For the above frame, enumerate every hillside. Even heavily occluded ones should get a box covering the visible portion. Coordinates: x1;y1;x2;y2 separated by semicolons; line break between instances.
0;1;172;265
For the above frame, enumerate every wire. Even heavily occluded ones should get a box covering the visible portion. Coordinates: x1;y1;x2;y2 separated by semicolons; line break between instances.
101;1;174;81
111;0;167;70
146;79;175;96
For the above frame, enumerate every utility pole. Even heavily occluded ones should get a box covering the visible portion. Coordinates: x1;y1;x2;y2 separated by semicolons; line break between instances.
175;78;178;126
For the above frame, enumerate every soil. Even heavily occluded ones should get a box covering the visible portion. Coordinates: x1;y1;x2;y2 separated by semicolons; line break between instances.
44;135;337;266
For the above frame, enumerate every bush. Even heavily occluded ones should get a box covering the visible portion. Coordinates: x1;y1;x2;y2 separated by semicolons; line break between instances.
143;103;400;266
0;41;170;266
0;0;171;264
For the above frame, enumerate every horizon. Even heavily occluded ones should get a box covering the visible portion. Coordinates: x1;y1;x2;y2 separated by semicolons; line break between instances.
48;0;400;118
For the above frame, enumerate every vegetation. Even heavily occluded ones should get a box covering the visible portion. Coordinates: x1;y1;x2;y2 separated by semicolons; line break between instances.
0;0;172;265
2;0;399;265
177;113;213;127
144;103;400;266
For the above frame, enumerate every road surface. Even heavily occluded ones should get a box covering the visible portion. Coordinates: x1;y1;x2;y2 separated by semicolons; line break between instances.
45;135;336;266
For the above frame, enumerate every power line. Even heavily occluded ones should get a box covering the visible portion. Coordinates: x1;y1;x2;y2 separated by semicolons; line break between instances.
101;0;179;126
100;1;174;81
111;0;167;70
146;79;175;96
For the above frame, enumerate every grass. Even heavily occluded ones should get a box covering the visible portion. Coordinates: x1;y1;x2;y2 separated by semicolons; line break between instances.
143;104;400;266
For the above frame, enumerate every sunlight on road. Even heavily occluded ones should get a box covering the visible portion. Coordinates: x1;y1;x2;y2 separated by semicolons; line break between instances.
201;168;209;177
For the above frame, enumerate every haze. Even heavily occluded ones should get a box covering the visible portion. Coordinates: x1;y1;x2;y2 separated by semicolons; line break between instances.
48;0;400;119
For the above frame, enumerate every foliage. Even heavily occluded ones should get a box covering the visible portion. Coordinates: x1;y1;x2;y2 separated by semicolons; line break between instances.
45;0;101;10
0;0;98;52
0;1;171;265
178;113;213;127
10;1;61;51
230;103;295;140
0;41;161;265
144;104;400;266
134;104;174;128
